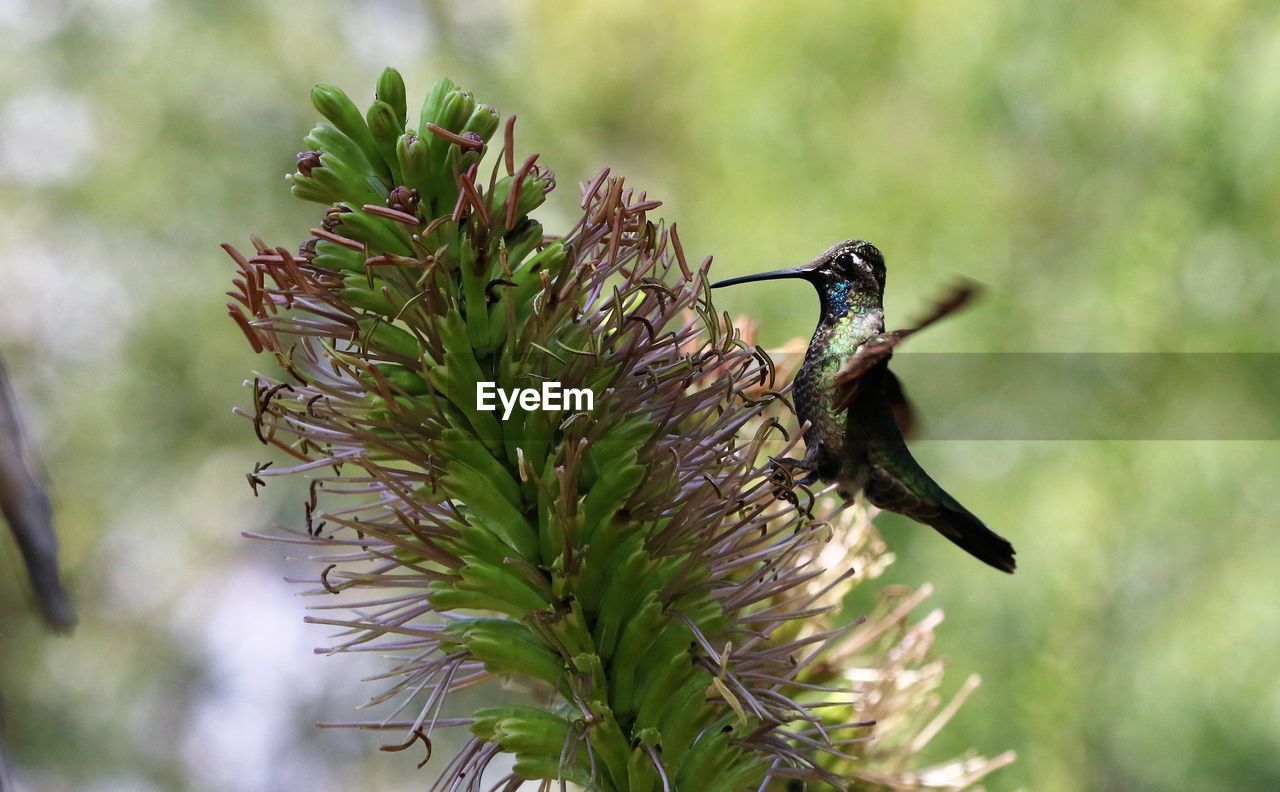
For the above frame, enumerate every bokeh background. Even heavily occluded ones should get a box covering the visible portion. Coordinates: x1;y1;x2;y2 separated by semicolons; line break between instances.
2;1;1279;789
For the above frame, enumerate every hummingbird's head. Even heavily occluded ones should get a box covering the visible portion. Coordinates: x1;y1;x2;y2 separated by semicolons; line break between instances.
811;239;885;293
710;238;886;297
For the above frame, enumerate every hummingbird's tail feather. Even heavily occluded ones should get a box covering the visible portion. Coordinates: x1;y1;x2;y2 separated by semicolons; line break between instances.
915;503;1016;573
864;445;1017;573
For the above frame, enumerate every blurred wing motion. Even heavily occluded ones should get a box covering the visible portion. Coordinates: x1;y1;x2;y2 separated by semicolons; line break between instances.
0;360;76;632
834;280;982;411
883;369;917;440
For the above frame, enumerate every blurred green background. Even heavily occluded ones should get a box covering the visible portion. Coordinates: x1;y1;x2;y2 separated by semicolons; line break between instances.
2;0;1278;789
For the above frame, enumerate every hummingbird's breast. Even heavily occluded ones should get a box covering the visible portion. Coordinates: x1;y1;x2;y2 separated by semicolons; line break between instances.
793;304;885;474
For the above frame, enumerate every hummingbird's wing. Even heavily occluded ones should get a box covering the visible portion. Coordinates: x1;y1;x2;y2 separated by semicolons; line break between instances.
863;407;1016;573
897;279;981;338
883;368;916;439
833;280;981;412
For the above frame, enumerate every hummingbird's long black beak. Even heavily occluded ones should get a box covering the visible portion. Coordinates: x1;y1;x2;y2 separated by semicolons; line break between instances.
710;264;817;289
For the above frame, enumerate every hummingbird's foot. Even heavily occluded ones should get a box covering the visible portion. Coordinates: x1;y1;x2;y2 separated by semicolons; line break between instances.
796;469;821;487
766;457;823;519
766;455;804;486
767;456;821;488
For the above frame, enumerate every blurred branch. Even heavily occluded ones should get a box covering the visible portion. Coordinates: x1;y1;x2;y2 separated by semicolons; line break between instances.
0;357;75;790
0;693;10;792
0;359;75;631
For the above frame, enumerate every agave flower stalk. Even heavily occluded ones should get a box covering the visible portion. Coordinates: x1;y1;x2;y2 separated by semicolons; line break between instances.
225;69;1009;790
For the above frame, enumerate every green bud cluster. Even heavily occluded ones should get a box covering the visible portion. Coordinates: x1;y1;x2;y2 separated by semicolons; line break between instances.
290;71;543;232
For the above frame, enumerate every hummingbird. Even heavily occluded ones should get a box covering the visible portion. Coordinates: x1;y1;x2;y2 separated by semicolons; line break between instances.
711;240;1016;573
